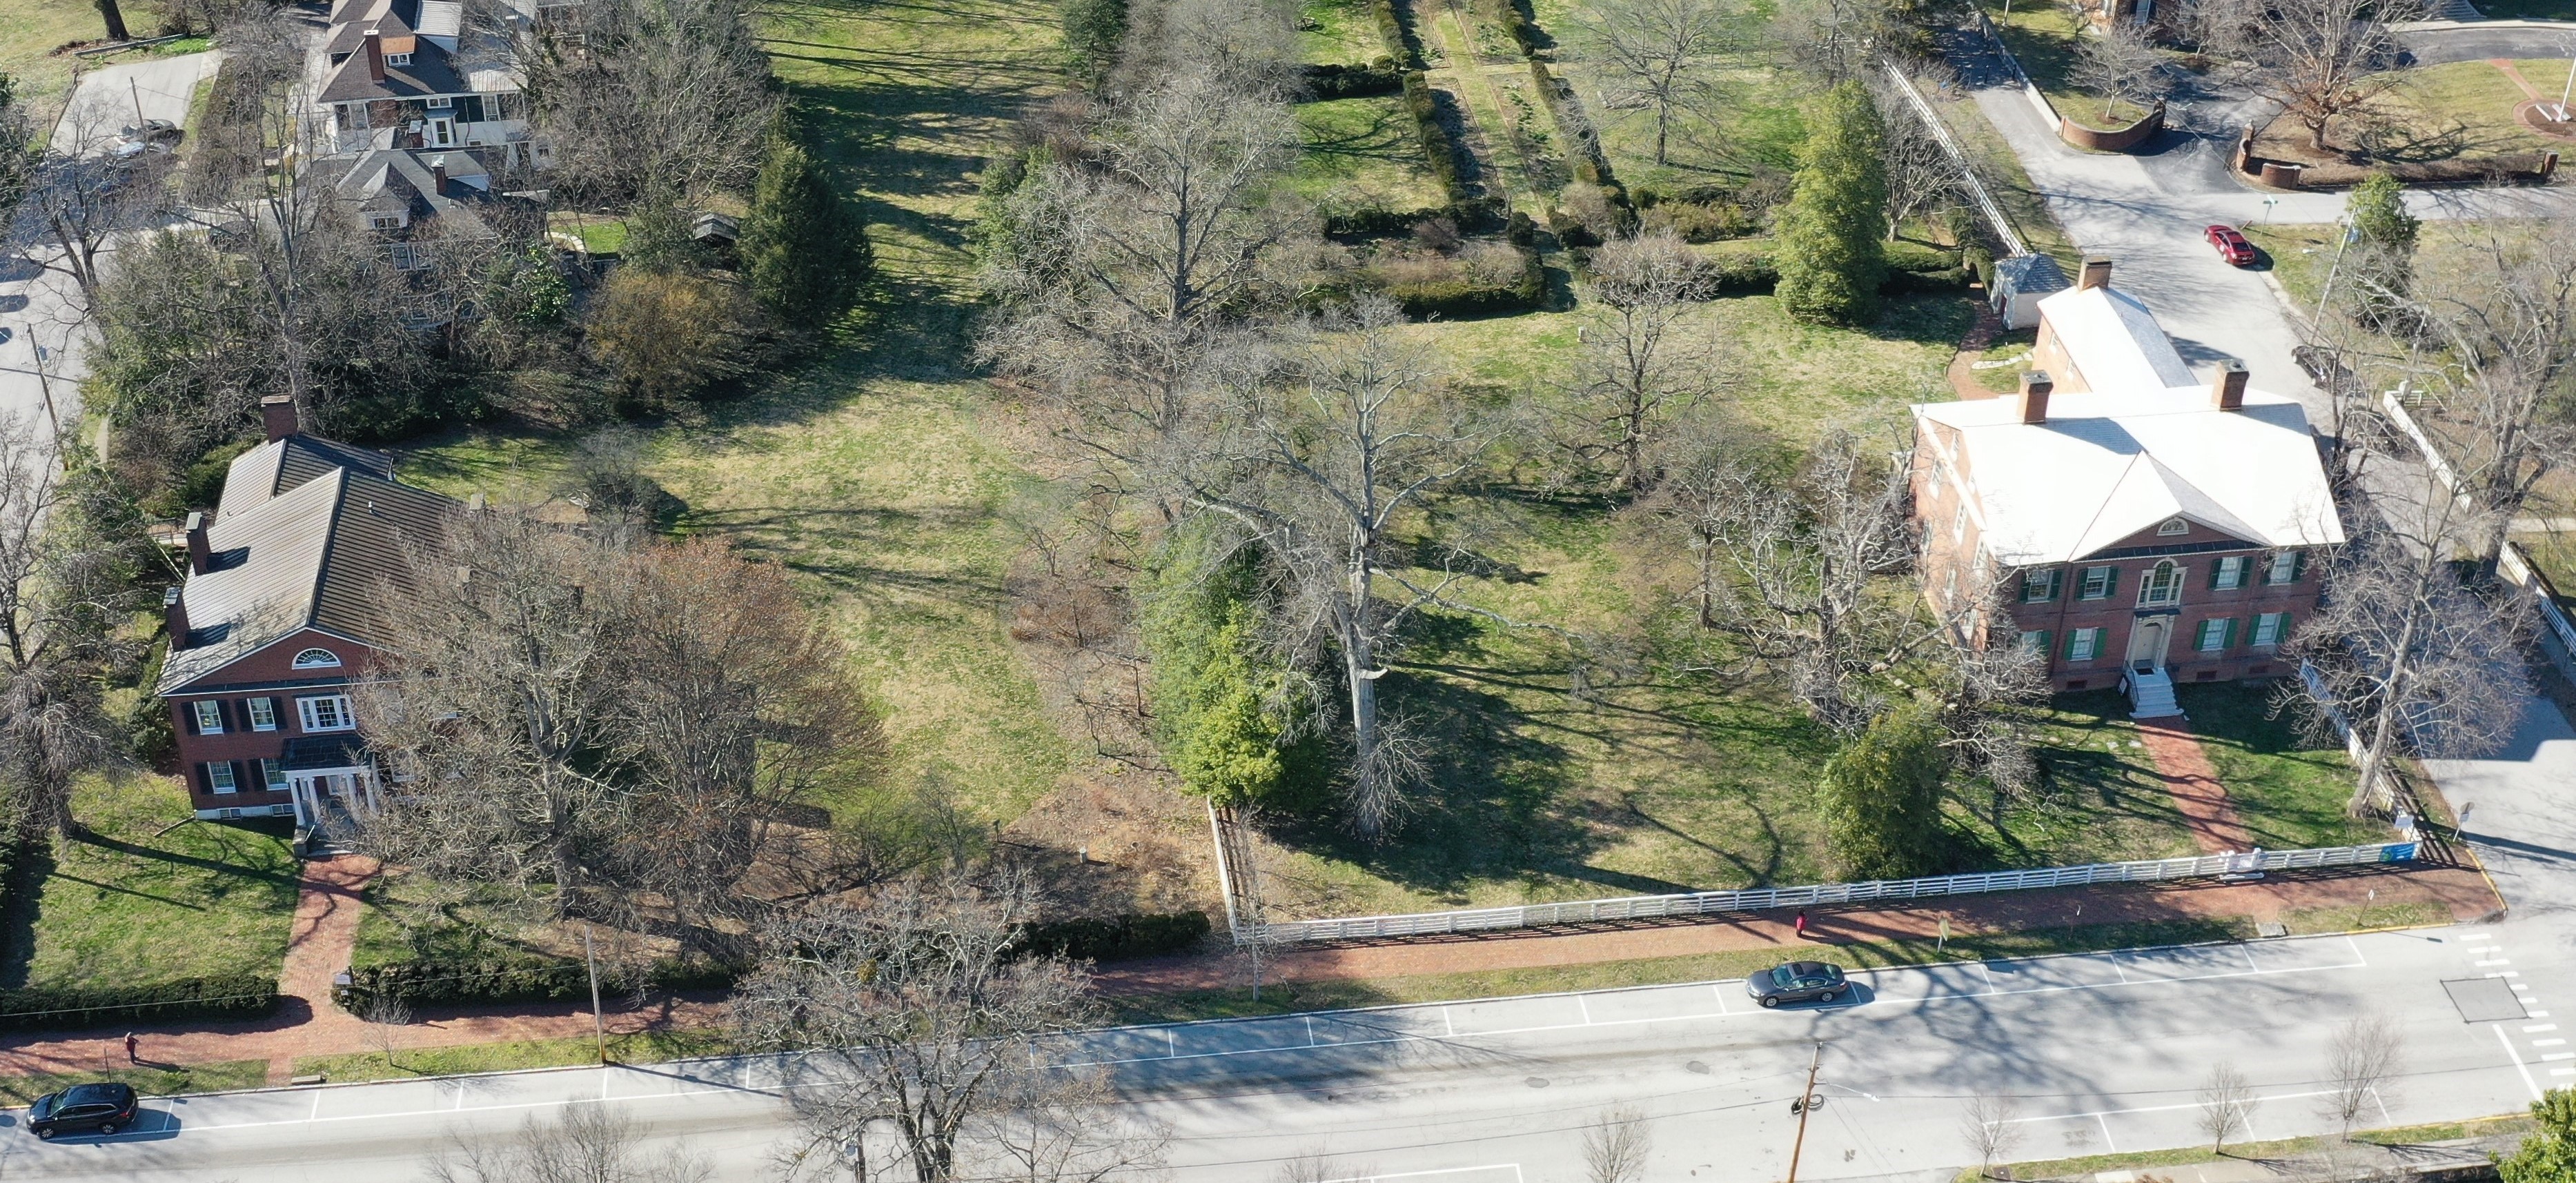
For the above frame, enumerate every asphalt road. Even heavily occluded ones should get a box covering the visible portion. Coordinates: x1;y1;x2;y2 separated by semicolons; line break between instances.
3;919;2568;1183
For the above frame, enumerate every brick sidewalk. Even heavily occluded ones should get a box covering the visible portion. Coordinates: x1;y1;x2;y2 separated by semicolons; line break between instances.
2132;719;2254;853
1094;863;2501;996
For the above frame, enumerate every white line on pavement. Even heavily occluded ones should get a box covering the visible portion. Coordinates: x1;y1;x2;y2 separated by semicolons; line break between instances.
2534;1039;2566;1047
2490;1026;2539;1102
2477;960;2513;966
2527;1025;2559;1033
2544;1053;2575;1062
1319;1166;1524;1183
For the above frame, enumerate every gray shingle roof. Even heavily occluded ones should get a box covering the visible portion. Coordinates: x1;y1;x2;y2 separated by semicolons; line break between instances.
159;451;459;695
217;435;397;521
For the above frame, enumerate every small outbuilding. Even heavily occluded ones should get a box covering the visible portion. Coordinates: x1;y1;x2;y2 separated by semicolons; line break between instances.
1989;252;2069;331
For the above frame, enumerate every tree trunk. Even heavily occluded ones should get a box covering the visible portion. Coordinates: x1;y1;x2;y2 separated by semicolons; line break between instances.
2306;114;2332;155
96;0;128;42
1341;613;1384;835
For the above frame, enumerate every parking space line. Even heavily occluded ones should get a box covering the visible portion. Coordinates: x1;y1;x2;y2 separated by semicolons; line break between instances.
2526;1024;2558;1033
2543;1053;2575;1062
2499;1026;2545;1102
2555;1068;2576;1078
1577;994;1593;1025
1318;1165;1524;1183
2477;960;2513;966
2096;1114;2118;1151
2534;1039;2566;1047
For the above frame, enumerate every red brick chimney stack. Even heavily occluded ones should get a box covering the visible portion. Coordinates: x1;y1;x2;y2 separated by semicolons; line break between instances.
2078;257;2112;290
262;395;299;441
364;30;386;83
2018;370;2054;425
2210;359;2249;411
185;511;211;575
430;156;447;195
164;588;192;650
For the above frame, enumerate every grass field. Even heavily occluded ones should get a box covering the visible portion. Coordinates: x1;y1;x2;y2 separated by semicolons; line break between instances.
1300;0;1386;66
1292;95;1453;212
0;770;299;995
2177;682;2383;850
294;1029;734;1084
1982;5;2155;131
0;1060;268;1105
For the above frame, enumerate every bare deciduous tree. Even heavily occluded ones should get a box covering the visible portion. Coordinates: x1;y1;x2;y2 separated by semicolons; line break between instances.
1580;0;1735;166
360;992;412;1072
734;873;1118;1183
424;1104;711;1183
517;0;780;212
1581;1105;1654;1183
1868;73;1965;241
2069;23;2172;125
2319;1012;2403;1140
2197;1061;2259;1154
979;70;1308;468
2199;0;2427;153
1568;231;1724;493
0;418;148;839
1187;299;1497;837
1959;1091;2025;1180
2282;518;2530;817
10;106;166;305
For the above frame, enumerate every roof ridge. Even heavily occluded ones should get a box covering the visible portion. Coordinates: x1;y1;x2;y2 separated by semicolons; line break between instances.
2064;452;2150;562
302;468;356;631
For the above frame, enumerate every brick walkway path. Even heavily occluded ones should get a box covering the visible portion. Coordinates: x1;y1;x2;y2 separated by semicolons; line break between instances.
2132;719;2254;853
1947;298;2008;401
1094;863;2502;995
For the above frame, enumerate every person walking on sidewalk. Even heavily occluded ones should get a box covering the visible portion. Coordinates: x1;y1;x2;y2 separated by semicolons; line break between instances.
1794;911;1809;940
124;1033;138;1064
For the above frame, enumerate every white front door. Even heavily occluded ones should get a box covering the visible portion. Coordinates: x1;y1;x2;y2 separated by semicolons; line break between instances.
2127;617;2170;670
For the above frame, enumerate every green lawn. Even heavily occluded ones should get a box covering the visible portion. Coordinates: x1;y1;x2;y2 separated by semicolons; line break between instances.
293;1029;734;1084
1300;0;1386;66
1292;95;1452;214
2381;60;2574;159
1;770;299;995
2176;681;2387;850
0;1060;268;1106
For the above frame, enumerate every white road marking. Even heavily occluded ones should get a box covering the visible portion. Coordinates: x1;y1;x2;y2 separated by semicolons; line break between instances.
2477;960;2513;966
2096;1113;2118;1152
2496;1026;2543;1102
1318;1166;1524;1183
2544;1053;2576;1062
1577;994;1593;1025
2535;1011;2555;1018
2556;1069;2576;1078
2526;1024;2559;1033
2534;1039;2566;1047
2488;971;2524;979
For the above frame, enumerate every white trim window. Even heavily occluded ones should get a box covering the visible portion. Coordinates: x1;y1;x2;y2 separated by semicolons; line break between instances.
192;700;224;735
262;758;288;791
2078;566;2116;601
2250;611;2291;646
2195;618;2231;652
2067;627;2103;662
246;697;279;732
205;762;238;794
297;695;356;733
2137;559;2185;607
1951;504;1968;542
2158;517;2189;537
2213;555;2247;590
386;51;413;65
2018;629;2049;655
2266;550;2301;585
426;95;453;109
292;648;342;669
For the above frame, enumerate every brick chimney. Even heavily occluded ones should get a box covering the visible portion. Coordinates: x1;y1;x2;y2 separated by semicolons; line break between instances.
364;29;386;83
430;155;447;196
2210;359;2249;410
2078;257;2112;290
262;395;299;441
185;511;211;575
164;587;192;650
2017;370;2054;424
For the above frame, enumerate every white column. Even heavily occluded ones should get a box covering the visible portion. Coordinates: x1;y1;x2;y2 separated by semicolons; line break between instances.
287;777;311;827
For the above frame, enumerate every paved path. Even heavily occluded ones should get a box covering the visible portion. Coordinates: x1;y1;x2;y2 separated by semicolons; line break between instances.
48;52;223;157
267;857;378;1082
2132;719;2254;853
1094;864;2499;995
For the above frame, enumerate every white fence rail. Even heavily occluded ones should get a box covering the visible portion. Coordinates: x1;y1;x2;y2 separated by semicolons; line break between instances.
1248;842;2420;944
2381;392;2576;682
1878;59;2029;258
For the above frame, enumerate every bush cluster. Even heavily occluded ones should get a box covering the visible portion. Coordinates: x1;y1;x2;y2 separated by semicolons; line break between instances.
337;947;754;1010
1322;195;1504;237
1690;241;1963;296
1303;59;1404;100
1360;241;1545;317
1478;0;1542;54
1527;62;1635;244
0;971;278;1032
1016;911;1213;962
1399;72;1473;207
1370;0;1422;68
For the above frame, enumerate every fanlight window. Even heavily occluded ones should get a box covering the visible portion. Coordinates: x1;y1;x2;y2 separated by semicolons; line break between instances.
2138;560;2184;607
291;648;342;669
2157;517;2189;537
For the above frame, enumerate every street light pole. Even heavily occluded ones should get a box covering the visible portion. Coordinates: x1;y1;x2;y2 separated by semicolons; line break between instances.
1785;1042;1824;1183
2557;42;2576;121
582;922;606;1066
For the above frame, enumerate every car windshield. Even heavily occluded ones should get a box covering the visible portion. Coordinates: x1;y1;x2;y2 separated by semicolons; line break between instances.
1769;966;1796;988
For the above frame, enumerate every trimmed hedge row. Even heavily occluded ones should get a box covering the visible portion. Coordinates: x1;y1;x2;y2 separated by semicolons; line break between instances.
1696;242;1967;295
1323;195;1506;237
0;971;279;1032
1017;911;1212;962
1399;71;1473;208
1371;0;1422;69
1378;241;1546;317
1304;59;1405;101
1527;61;1635;244
1479;0;1543;54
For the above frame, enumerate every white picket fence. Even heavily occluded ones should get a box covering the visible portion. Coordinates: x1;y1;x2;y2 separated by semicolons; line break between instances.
1246;842;2420;945
2380;393;2576;676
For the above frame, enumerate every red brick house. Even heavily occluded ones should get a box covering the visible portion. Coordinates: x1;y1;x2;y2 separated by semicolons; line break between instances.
155;397;458;835
1911;259;2344;715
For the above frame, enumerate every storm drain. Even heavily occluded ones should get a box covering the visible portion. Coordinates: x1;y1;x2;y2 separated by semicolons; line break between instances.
2444;977;2527;1023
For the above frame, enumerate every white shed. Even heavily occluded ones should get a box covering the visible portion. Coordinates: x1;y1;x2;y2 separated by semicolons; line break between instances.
1989;253;2069;331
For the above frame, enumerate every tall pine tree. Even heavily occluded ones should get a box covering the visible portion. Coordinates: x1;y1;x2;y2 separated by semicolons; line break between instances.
1773;81;1888;326
740;130;874;332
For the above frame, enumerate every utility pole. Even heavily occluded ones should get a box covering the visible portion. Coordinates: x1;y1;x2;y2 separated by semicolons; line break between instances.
582;922;606;1065
1786;1042;1823;1183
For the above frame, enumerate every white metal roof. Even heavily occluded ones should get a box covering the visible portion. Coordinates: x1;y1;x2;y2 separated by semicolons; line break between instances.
1915;387;2346;566
2036;284;2197;392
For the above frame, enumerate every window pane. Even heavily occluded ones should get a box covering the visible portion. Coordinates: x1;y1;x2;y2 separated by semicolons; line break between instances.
2268;551;2298;584
193;701;222;733
207;762;237;793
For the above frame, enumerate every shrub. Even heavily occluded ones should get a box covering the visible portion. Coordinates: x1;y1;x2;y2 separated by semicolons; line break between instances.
0;971;278;1032
1818;700;1951;879
1477;0;1542;54
1304;59;1404;100
1366;239;1544;317
1139;526;1333;811
1881;239;1956;273
1773;81;1889;325
340;953;587;1010
584;268;754;411
1399;72;1471;205
742;130;874;332
1703;245;1779;292
1643;200;1756;243
1060;0;1127;84
1370;0;1421;68
1413;217;1462;254
1017;912;1213;962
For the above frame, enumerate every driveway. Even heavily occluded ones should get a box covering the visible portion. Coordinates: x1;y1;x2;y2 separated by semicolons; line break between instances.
48;51;224;157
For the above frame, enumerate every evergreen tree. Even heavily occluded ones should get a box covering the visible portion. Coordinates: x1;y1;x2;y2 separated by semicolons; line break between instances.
1817;699;1950;879
1139;530;1327;811
1060;0;1128;86
2501;1088;2576;1183
1773;81;1888;326
740;131;874;332
2346;171;2418;325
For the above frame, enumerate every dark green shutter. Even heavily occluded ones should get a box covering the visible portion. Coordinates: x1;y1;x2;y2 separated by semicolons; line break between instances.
2290;551;2306;582
2047;570;2063;601
2103;566;2119;599
2223;617;2238;648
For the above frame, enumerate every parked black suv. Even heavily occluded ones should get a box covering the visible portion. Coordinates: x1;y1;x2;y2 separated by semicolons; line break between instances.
28;1082;139;1140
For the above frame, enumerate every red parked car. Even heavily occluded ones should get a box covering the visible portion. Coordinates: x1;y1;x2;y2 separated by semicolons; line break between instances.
2205;224;2257;266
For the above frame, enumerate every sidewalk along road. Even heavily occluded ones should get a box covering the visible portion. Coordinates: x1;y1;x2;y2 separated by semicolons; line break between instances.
1;926;2566;1183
